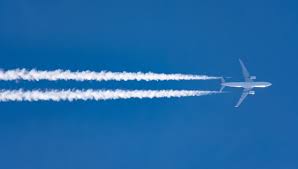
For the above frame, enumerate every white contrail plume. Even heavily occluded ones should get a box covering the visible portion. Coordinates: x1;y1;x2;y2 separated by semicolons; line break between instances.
0;69;219;81
0;89;220;102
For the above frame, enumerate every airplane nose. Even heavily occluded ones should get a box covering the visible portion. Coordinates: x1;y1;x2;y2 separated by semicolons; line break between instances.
268;83;272;86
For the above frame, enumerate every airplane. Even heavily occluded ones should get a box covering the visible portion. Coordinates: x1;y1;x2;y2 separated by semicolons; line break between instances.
220;59;272;107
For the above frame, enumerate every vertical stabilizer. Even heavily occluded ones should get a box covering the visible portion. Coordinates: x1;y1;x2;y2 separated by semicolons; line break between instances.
220;77;225;92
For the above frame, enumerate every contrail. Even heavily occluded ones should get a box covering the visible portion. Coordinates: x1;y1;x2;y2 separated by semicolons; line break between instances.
0;89;220;102
0;69;219;81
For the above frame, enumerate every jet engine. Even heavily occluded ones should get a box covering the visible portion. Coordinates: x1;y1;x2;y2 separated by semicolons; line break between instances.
250;76;256;80
249;91;255;95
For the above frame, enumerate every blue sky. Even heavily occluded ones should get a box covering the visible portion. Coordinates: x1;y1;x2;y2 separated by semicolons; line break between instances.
0;0;297;168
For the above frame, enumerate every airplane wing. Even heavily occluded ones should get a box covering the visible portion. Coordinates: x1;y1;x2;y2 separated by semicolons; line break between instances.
235;88;251;107
239;59;252;82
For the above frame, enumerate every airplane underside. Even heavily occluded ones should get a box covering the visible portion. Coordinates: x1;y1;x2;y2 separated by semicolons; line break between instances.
223;82;270;88
220;59;271;107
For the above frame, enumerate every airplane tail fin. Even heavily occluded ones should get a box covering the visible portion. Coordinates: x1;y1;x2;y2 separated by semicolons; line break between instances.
220;77;225;83
220;77;225;92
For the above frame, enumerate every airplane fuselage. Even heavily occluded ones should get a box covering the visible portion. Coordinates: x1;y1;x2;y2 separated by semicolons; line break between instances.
222;81;272;89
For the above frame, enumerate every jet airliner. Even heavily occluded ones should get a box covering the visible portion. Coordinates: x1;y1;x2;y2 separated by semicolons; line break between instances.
220;59;272;107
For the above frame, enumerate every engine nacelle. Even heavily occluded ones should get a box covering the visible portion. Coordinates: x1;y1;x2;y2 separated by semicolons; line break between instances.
249;91;255;95
250;76;256;80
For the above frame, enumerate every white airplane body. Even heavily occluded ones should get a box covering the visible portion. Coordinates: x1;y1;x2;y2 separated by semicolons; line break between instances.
220;59;272;107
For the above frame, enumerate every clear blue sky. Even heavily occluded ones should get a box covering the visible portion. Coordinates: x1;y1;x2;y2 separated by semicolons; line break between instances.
0;0;297;168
